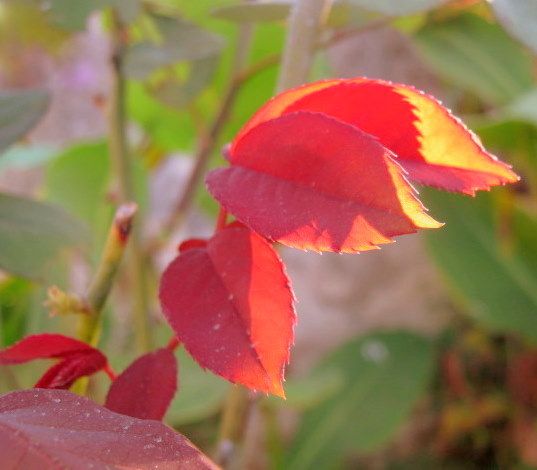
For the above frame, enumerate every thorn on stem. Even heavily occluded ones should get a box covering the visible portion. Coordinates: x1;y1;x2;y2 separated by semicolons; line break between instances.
114;202;138;245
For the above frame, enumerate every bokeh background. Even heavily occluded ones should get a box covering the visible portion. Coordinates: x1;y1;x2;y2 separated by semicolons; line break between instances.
1;0;537;468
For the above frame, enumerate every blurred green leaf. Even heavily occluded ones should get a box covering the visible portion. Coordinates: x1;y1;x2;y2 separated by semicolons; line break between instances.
211;1;378;27
507;89;537;127
425;191;537;342
0;145;57;172
272;368;344;411
0;192;88;280
127;82;196;151
124;14;224;80
48;0;141;30
491;0;537;54
0;89;49;154
166;349;227;425
286;331;435;469
414;13;533;105
348;0;447;16
212;1;291;23
45;142;111;250
0;278;34;347
149;56;219;109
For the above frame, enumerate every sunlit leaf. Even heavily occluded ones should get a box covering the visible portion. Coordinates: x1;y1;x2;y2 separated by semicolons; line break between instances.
160;224;295;396
0;389;217;468
0;89;49;154
287;331;435;469
233;78;519;195
207;112;441;253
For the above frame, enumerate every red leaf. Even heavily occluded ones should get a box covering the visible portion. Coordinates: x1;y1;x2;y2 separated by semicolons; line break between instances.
0;388;217;469
0;334;95;363
207;112;441;253
235;78;519;195
105;348;177;420
159;224;295;396
35;352;107;389
178;238;208;252
0;334;107;389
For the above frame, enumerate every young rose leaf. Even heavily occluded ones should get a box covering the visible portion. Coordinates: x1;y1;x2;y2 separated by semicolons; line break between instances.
34;352;107;389
0;389;217;469
0;334;107;389
207;112;440;253
105;348;177;421
234;78;519;195
159;225;295;396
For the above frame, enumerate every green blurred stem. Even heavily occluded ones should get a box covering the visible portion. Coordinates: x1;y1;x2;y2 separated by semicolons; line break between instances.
78;203;138;346
108;11;152;352
214;1;333;467
276;0;334;92
214;386;252;467
161;24;254;238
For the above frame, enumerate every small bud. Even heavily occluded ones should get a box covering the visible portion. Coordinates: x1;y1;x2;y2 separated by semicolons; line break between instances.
44;286;90;317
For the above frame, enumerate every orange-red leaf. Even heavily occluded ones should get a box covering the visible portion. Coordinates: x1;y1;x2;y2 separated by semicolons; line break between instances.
207;112;440;253
235;78;518;195
159;225;295;397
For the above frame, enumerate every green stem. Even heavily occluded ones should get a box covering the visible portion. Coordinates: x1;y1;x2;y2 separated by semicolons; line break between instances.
78;203;138;346
276;0;334;92
214;2;333;466
214;386;252;467
108;11;152;352
160;24;255;239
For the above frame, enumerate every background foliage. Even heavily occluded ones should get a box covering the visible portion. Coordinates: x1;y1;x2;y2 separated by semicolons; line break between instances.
0;0;536;468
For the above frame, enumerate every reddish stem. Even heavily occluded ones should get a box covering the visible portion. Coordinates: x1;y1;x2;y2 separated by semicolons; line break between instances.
103;363;117;381
215;207;229;231
166;336;181;352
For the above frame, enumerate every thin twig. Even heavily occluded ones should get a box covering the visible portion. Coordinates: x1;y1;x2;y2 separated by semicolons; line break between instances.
214;387;252;467
236;16;392;87
276;0;334;92
108;11;152;352
78;203;138;346
213;1;334;467
159;25;255;239
74;203;137;396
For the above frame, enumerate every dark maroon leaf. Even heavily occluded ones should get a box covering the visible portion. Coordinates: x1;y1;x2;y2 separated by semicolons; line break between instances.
0;389;217;469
